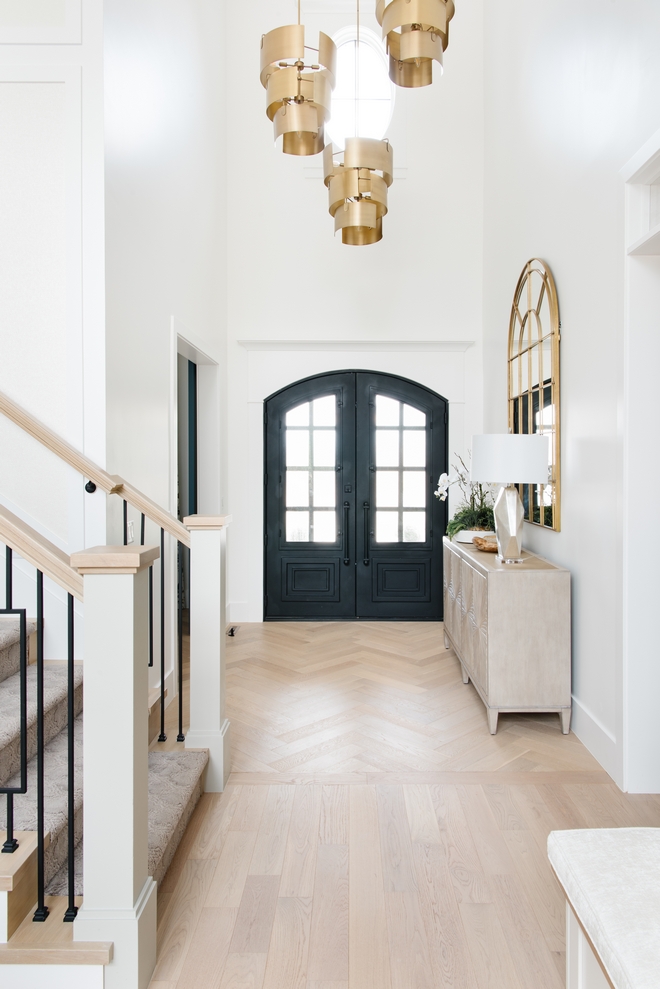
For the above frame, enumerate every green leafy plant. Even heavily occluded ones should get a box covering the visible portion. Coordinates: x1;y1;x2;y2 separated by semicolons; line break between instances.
435;453;495;539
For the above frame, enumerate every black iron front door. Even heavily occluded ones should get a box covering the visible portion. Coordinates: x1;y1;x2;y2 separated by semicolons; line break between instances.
264;371;447;620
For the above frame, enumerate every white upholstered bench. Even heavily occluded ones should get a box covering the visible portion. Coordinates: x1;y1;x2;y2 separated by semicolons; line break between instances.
548;829;660;989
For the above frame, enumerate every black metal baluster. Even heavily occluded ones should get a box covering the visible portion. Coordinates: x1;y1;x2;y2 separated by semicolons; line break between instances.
123;500;128;546
63;594;77;921
158;528;167;742
177;541;184;741
143;513;154;668
6;545;12;608
33;571;49;921
3;794;18;853
148;563;154;669
2;547;18;854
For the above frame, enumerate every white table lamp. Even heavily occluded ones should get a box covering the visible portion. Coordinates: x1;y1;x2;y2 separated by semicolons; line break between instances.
471;434;550;563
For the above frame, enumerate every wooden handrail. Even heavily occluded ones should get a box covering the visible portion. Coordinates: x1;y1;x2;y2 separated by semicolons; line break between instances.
0;391;190;549
0;391;120;496
0;505;84;601
109;480;190;548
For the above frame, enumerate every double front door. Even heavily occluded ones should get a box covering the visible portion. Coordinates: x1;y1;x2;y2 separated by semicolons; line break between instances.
264;371;448;620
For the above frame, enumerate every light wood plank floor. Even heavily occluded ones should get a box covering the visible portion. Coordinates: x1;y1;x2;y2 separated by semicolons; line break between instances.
150;622;660;989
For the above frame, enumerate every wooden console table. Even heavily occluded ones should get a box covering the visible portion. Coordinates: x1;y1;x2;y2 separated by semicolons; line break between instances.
443;537;571;734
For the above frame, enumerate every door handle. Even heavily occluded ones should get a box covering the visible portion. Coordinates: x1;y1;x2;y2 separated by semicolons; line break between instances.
343;502;350;565
363;502;370;565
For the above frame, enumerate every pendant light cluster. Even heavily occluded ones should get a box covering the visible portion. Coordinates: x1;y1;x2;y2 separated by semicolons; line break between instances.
260;23;336;156
376;0;455;88
324;139;393;245
260;1;454;245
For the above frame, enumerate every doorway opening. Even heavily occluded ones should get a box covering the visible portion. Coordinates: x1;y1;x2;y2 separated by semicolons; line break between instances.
264;370;448;620
177;355;198;608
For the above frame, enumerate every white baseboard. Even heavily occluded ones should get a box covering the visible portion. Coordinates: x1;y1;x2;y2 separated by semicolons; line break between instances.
186;719;230;792
571;694;622;788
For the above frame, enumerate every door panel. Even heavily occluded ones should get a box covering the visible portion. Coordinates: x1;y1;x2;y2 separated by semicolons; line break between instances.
265;371;447;620
355;372;446;619
265;372;356;619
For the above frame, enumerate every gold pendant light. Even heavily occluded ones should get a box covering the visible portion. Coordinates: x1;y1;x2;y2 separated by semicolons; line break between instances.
376;0;455;88
323;0;394;246
324;138;393;245
260;1;337;156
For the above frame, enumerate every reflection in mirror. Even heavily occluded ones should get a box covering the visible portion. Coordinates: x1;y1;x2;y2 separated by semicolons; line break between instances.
508;259;561;530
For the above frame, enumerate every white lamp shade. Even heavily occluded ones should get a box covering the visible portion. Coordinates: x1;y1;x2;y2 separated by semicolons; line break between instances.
470;434;549;485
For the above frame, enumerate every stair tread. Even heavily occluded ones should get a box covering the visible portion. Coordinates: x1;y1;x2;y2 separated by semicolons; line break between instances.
0;663;83;786
0;618;37;653
0;617;37;685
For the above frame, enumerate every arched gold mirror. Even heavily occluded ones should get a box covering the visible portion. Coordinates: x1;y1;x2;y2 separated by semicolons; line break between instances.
508;259;561;530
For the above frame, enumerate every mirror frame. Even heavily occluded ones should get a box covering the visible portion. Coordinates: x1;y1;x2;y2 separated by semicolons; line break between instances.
507;258;561;531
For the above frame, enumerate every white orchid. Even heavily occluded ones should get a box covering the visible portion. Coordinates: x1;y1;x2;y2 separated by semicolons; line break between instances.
434;472;457;502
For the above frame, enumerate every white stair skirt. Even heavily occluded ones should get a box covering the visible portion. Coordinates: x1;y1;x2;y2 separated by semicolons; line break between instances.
0;965;104;989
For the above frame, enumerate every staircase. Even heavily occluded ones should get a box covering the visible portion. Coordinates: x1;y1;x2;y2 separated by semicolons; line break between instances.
0;616;208;899
0;391;230;988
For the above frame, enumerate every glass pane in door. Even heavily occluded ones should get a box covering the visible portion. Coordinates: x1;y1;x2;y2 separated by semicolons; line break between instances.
285;397;337;543
373;395;427;542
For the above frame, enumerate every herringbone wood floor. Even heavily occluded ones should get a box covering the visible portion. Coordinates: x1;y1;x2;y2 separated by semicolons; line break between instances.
226;622;603;781
150;622;660;989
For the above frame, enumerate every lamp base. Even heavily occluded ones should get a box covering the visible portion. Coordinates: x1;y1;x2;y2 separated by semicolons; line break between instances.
494;484;525;564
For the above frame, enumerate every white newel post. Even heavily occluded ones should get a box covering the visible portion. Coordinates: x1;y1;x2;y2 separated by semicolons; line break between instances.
183;515;232;791
69;546;160;989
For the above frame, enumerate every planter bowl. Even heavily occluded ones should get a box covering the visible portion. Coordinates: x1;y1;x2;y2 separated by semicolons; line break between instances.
453;529;495;543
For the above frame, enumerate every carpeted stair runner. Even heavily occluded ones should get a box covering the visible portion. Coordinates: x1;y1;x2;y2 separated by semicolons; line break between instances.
0;616;210;903
0;716;83;887
0;616;37;684
0;663;83;784
46;749;209;895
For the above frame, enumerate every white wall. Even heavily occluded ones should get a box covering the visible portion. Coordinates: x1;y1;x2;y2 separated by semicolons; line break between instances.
225;0;486;621
104;0;227;697
0;1;106;658
482;0;660;789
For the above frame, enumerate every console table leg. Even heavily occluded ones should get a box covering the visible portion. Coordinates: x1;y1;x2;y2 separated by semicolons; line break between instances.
487;709;499;734
460;663;469;685
561;708;571;735
444;632;450;650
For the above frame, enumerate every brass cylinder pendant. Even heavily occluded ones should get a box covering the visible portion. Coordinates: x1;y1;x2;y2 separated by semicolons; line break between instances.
324;139;394;246
376;0;455;88
260;25;337;156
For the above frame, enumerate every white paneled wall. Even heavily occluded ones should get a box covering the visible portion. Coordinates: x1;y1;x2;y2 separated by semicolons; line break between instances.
0;1;106;658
